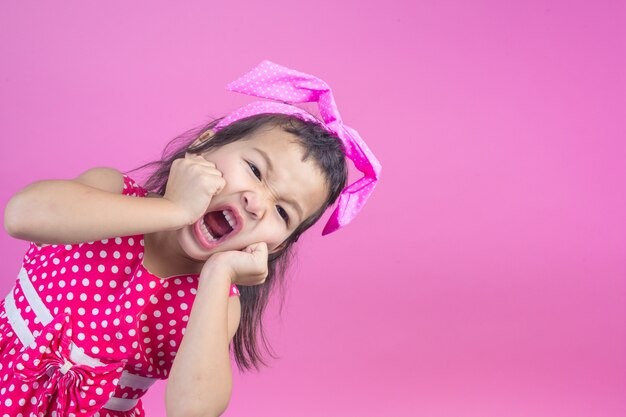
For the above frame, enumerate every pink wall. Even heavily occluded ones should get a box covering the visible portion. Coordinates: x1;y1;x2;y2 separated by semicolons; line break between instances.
1;1;624;416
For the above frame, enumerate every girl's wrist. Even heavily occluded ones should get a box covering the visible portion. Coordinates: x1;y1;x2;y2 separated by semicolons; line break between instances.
198;260;233;289
158;196;197;228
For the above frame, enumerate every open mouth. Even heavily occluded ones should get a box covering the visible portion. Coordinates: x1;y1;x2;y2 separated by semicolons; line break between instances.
194;207;240;248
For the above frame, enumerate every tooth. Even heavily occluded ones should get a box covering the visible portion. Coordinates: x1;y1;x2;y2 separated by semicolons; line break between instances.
223;211;236;229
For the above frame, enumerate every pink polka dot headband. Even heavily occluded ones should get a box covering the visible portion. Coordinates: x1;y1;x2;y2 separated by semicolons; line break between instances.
213;60;382;235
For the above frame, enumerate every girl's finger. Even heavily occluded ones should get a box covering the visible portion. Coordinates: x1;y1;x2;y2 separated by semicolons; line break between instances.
204;167;223;176
246;242;267;255
184;153;218;168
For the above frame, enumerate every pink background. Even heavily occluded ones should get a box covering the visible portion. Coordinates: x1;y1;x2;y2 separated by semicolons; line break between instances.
1;1;624;416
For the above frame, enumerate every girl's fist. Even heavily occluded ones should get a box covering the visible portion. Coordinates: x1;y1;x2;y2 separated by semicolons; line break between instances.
202;242;269;287
164;153;225;225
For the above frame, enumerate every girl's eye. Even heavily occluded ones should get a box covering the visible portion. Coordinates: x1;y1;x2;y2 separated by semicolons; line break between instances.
248;161;262;180
248;161;289;226
276;205;290;225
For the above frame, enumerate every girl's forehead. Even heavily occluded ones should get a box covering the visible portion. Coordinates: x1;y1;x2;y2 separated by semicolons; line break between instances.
236;128;309;164
244;128;310;167
244;125;301;148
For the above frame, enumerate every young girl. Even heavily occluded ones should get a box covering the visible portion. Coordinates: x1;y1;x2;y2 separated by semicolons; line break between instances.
0;60;380;417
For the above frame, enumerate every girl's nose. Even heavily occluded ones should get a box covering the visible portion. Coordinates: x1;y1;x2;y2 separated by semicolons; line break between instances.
242;189;269;220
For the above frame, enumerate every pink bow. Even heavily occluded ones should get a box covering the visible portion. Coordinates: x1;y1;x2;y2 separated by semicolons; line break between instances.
213;60;382;235
13;313;125;416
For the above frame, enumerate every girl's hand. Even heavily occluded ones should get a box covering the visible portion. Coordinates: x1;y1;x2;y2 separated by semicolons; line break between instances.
164;152;226;225
201;242;269;287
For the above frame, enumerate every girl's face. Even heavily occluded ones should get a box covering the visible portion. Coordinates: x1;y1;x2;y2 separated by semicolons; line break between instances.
174;125;329;261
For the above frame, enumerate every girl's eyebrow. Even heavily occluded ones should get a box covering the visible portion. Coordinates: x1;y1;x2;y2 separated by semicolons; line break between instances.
253;147;304;223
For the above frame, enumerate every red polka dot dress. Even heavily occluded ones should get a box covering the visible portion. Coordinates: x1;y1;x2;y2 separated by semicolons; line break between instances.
0;174;240;416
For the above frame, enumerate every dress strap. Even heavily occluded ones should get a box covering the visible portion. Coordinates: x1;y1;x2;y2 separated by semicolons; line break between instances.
229;284;240;297
121;173;148;197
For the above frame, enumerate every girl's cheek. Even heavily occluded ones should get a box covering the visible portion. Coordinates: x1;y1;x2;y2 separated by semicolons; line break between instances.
255;223;282;243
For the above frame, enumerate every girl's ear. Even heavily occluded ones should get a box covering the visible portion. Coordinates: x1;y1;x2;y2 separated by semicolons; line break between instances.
190;129;215;149
185;129;215;159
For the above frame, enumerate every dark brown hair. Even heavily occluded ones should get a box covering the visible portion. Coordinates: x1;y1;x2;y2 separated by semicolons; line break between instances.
125;113;348;372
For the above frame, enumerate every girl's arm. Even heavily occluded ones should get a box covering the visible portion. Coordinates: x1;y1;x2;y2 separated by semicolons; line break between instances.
3;167;188;244
165;263;240;417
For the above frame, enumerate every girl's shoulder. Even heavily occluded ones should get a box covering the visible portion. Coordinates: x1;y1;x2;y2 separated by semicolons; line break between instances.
73;167;148;198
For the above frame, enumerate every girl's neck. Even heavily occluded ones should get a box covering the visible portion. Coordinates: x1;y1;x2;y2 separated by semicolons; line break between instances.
143;230;202;279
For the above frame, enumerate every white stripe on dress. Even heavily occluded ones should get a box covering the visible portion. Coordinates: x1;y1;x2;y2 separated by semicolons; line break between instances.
4;289;34;347
18;266;53;325
119;370;158;390
99;396;140;412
